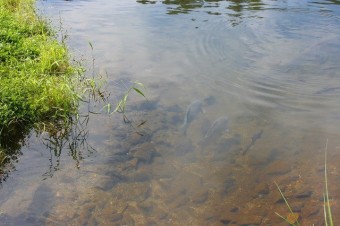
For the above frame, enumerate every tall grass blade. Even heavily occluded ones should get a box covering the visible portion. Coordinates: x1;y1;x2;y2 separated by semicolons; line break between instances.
324;139;333;226
114;100;123;113
274;181;300;226
275;181;293;213
324;193;328;226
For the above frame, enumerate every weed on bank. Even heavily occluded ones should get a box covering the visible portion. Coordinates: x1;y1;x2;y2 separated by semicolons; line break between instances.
0;0;81;162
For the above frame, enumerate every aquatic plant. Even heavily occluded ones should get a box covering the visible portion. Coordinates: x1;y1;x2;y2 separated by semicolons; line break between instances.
274;181;300;226
112;81;147;122
323;139;333;226
275;139;334;225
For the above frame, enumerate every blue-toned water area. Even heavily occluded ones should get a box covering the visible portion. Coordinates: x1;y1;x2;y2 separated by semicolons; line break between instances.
0;0;340;225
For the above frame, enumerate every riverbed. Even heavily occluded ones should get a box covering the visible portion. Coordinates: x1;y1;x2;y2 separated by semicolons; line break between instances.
1;0;340;225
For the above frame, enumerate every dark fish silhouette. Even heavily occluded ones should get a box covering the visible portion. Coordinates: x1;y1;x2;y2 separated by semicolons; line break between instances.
204;117;229;139
179;100;203;135
242;130;263;155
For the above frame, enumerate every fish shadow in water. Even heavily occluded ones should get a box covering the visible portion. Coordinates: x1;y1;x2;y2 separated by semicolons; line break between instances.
177;96;218;135
199;116;230;148
204;117;229;139
179;100;204;135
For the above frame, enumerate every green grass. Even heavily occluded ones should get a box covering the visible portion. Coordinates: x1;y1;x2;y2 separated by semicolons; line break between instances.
0;0;82;161
0;0;148;171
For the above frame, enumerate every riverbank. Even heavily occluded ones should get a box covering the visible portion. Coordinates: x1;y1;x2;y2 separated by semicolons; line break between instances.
0;0;81;163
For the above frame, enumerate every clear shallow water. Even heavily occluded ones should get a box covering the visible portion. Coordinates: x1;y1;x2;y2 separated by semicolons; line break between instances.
1;0;340;225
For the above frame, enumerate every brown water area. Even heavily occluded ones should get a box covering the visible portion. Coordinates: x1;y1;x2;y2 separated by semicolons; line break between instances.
1;0;340;225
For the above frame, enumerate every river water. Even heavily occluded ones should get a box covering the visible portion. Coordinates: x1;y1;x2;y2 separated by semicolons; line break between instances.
1;0;340;225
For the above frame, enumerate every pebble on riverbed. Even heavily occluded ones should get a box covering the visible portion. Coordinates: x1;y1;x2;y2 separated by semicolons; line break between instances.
129;143;157;165
294;190;312;199
191;190;208;204
301;203;320;218
254;183;269;196
230;206;239;213
264;160;292;175
237;215;263;225
128;132;145;145
290;202;304;212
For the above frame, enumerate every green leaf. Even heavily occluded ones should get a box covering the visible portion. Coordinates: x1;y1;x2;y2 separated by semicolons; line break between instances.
133;87;146;98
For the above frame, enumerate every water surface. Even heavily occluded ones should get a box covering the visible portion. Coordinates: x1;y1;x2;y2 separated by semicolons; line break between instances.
1;0;340;225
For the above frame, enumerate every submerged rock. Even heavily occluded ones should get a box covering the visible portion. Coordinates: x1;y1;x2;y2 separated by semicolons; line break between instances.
132;99;159;111
97;176;124;191
255;183;269;196
137;200;154;215
111;213;123;222
295;190;312;199
212;134;242;159
230;207;239;213
191;190;208;204
265;160;291;175
236;215;263;225
169;195;190;209
121;214;135;225
291;202;304;212
153;208;168;220
129;143;157;164
220;219;232;225
174;138;195;156
128;132;144;146
128;168;152;182
223;177;236;195
302;204;320;217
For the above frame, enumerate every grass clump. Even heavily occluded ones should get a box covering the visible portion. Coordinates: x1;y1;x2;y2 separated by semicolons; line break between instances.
0;1;81;157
